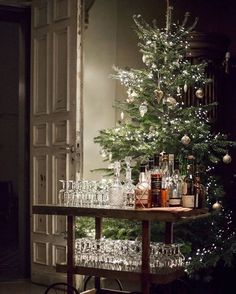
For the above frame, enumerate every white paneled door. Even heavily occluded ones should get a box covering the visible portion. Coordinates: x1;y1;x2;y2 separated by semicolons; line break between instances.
30;0;83;285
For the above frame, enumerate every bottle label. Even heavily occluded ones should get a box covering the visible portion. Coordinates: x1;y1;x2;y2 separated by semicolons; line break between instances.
135;187;150;208
182;195;195;208
169;198;181;206
151;173;161;207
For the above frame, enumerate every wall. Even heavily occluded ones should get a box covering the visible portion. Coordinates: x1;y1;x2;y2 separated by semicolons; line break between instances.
83;0;117;179
83;0;166;179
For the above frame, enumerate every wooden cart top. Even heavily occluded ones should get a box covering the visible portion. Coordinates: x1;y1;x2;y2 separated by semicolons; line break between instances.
32;205;210;222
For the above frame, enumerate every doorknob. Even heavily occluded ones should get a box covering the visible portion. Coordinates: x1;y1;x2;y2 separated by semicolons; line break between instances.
59;145;75;153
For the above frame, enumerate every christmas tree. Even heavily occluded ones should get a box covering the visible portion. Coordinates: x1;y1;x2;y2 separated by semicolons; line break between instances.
94;4;236;275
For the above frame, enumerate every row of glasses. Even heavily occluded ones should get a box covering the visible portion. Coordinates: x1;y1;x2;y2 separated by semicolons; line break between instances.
150;242;185;273
75;238;142;272
58;179;136;209
58;179;113;207
74;238;185;272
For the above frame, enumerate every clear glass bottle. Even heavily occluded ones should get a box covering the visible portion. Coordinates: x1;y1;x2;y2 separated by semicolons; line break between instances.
135;163;151;208
182;163;195;208
109;161;124;208
169;158;182;207
123;157;135;208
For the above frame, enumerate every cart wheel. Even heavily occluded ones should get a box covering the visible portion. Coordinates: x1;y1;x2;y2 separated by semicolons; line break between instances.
44;282;80;294
83;276;123;291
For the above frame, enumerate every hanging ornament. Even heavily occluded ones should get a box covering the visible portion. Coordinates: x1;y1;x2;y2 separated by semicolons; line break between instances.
126;97;133;103
139;102;148;117
127;89;137;103
166;96;177;109
184;82;188;93
181;134;191;145
177;86;181;94
212;201;222;211
99;149;107;158
154;89;164;103
142;54;147;63
195;88;204;99
142;54;151;66
120;111;124;120
223;153;232;164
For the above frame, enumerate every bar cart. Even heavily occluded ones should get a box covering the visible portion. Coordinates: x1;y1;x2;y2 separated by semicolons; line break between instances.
32;205;209;294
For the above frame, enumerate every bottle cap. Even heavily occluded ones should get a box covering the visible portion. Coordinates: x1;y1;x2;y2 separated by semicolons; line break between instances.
140;163;146;173
154;154;160;166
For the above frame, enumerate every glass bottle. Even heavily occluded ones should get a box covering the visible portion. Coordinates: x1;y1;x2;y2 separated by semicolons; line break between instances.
135;163;151;208
109;161;124;208
123;157;135;208
182;163;195;208
194;167;205;209
169;158;182;207
161;153;169;207
151;153;162;207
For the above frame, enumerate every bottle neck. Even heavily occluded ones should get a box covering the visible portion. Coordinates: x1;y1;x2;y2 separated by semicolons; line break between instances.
125;167;132;182
139;172;147;183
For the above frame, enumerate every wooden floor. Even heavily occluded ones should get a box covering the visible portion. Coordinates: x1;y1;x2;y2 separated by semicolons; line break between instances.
0;280;47;294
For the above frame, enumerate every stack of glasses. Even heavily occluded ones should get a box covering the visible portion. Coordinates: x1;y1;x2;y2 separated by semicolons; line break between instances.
74;238;185;273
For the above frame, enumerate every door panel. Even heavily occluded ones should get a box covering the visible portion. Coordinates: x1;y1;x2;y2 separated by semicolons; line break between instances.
31;0;82;284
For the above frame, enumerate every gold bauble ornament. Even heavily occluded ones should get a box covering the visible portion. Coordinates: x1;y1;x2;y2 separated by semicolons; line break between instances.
166;96;177;109
212;201;222;211
181;134;191;145
154;88;164;103
195;88;204;99
223;153;232;164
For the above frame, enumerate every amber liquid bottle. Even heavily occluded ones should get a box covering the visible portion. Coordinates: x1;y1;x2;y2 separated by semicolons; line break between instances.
161;153;169;207
150;154;162;207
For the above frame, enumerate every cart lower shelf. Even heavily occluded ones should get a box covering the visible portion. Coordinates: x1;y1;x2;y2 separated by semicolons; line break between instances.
56;264;185;285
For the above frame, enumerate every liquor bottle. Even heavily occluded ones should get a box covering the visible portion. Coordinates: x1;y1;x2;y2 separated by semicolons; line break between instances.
109;161;124;208
194;167;206;209
135;163;151;208
150;154;162;207
123;157;135;208
147;157;154;186
182;163;195;208
161;153;169;207
169;158;182;207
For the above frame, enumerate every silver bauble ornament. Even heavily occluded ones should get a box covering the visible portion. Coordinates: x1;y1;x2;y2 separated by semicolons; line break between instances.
223;153;232;164
212;201;222;211
181;134;191;145
184;82;188;93
154;88;164;103
139;102;148;117
195;88;204;99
